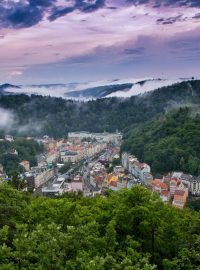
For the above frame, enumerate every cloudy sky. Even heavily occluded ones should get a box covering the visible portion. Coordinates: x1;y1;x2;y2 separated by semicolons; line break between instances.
0;0;200;84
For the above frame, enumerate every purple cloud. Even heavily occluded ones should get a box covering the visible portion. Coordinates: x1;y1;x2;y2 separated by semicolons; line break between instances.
128;0;200;7
156;15;186;25
193;13;200;19
0;0;200;29
0;0;200;84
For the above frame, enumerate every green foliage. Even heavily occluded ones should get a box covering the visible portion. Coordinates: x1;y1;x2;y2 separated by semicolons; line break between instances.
122;107;200;175
106;158;121;173
0;80;200;137
0;183;30;230
112;158;121;167
0;139;44;176
9;172;27;191
58;162;72;174
0;185;199;269
187;198;200;211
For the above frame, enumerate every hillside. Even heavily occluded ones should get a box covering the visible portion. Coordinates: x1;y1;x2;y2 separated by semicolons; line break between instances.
0;83;20;95
0;139;44;176
0;184;199;270
122;107;200;175
0;80;200;137
64;83;133;98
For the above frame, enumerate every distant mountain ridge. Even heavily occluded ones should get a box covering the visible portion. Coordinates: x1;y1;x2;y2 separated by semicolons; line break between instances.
0;78;185;99
64;83;133;98
0;83;20;95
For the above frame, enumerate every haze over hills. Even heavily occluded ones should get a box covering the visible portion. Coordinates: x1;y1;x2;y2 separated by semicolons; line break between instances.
0;79;199;138
0;78;186;99
0;83;20;95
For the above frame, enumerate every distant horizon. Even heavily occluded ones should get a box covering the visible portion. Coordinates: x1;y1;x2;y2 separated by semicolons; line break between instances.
1;75;199;87
1;77;198;100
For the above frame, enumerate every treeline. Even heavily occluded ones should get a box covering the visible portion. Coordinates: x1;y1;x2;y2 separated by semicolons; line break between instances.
122;107;200;175
0;139;44;176
0;184;199;269
0;80;200;137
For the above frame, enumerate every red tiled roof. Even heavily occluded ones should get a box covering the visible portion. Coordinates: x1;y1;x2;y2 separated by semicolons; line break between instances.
110;181;117;187
171;178;181;185
152;179;167;189
161;191;169;197
95;176;103;183
107;175;113;181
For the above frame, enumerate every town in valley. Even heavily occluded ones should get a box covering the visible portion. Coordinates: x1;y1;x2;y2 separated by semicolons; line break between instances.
1;131;199;209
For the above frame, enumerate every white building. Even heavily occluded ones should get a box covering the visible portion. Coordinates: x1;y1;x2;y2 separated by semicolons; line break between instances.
71;175;84;192
5;135;14;142
190;177;200;196
60;151;79;163
26;167;54;190
172;172;200;197
42;176;65;197
122;152;152;182
68;131;122;144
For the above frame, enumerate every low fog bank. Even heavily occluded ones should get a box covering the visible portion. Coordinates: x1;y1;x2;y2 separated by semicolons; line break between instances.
0;107;43;136
107;79;182;98
0;107;15;132
4;78;187;100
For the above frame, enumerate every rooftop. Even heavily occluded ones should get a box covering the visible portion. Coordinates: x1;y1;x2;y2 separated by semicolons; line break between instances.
152;179;167;189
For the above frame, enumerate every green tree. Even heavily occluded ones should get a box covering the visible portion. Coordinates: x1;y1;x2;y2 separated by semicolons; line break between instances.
9;172;26;191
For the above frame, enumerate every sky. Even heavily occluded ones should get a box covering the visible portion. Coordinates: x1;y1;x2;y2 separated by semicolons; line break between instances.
0;0;200;84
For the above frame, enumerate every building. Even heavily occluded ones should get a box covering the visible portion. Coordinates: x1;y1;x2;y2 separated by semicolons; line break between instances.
142;172;153;186
190;177;200;196
42;176;65;197
173;172;200;196
60;151;79;163
177;182;189;197
160;191;170;203
121;152;152;183
5;135;14;142
68;131;122;144
122;152;131;170
114;166;124;174
173;190;187;209
71;175;84;192
19;160;30;172
26;167;54;190
169;178;179;197
151;179;168;194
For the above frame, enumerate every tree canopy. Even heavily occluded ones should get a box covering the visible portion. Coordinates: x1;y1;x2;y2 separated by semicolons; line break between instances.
122;107;200;175
0;184;199;269
0;139;44;176
0;80;200;137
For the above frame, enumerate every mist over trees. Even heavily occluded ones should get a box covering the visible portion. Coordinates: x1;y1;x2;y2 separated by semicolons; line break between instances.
0;80;200;176
0;80;199;137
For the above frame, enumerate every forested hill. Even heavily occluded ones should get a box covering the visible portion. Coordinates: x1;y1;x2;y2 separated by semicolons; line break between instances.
122;107;200;176
0;184;200;269
0;80;200;137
